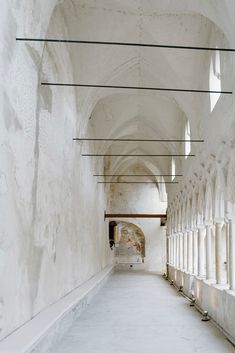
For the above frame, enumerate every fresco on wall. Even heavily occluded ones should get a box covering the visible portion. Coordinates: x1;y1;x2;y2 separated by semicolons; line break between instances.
115;222;145;262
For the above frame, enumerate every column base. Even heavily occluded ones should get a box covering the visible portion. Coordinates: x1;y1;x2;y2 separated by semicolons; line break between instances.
226;289;235;297
195;275;206;281
213;283;229;290
204;278;216;285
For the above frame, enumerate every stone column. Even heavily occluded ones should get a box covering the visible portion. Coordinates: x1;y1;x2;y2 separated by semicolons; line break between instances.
174;234;177;267
168;236;171;264
179;233;183;269
176;234;180;268
229;219;235;290
177;233;180;269
173;234;177;267
215;221;224;284
172;235;174;266
192;229;198;275
187;230;193;273
178;234;181;268
177;233;180;268
198;226;205;277
226;222;229;284
166;235;170;265
205;224;213;280
183;231;187;271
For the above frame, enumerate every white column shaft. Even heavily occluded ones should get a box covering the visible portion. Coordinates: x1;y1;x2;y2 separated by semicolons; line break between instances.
215;222;224;284
206;225;213;280
174;235;177;267
187;231;193;273
176;234;179;268
167;236;170;264
179;233;183;269
171;236;174;265
169;236;171;264
193;230;198;275
229;220;235;290
183;232;187;270
198;227;205;277
226;223;229;284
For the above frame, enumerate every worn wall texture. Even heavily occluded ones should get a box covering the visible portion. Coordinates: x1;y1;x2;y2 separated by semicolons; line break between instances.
0;1;113;340
2;0;235;342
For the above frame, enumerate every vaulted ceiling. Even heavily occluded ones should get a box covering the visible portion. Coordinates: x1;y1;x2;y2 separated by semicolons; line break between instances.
43;0;234;192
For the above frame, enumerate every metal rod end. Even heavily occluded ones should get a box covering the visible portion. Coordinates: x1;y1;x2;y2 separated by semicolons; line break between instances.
201;311;210;321
190;298;196;307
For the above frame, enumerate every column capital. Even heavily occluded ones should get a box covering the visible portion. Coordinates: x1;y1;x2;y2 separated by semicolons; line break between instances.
197;224;205;230
214;222;224;231
214;218;225;224
228;218;235;223
204;220;213;227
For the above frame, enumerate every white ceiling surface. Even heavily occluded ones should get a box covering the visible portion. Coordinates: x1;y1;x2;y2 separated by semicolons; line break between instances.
47;0;233;186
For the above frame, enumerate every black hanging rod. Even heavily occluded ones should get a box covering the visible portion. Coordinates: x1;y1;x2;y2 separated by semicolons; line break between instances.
16;38;235;52
94;174;183;177
41;82;232;94
82;154;195;157
105;212;167;218
73;138;204;142
98;181;178;184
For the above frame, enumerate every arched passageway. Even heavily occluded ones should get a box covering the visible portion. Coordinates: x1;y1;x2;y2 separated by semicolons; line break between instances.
112;221;146;263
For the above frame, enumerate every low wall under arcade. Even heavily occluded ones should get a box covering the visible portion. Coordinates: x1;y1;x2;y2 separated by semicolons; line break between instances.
168;265;235;345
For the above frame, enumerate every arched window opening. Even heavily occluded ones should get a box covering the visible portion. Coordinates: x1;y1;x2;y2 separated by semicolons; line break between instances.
209;50;221;112
184;119;191;159
171;157;176;181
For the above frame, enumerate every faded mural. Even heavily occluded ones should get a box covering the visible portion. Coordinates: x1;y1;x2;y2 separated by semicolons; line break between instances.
114;222;145;263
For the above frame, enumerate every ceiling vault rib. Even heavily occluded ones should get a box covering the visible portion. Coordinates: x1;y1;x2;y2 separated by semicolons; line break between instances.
16;38;235;52
41;83;232;94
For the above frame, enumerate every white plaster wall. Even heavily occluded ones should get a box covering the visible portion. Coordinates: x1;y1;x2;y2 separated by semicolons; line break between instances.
108;166;167;273
0;1;113;340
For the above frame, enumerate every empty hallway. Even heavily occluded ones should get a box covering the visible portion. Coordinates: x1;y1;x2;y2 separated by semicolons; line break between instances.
51;271;234;353
2;1;235;352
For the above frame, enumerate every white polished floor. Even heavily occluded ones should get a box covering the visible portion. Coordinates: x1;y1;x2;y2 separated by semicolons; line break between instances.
50;270;235;353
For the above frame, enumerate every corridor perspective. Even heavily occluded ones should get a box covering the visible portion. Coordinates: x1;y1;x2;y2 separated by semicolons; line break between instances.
50;271;234;353
1;1;235;352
